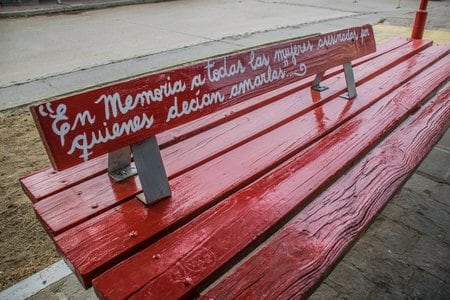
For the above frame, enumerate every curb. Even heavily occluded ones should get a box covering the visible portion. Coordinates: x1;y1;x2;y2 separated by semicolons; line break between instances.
0;260;71;299
0;0;167;18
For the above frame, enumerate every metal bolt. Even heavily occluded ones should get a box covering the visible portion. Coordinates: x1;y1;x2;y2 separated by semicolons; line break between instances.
184;277;193;286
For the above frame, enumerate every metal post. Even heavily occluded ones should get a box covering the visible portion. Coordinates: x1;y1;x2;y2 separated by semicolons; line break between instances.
132;136;171;205
108;146;137;182
340;62;357;100
311;71;329;92
411;0;429;39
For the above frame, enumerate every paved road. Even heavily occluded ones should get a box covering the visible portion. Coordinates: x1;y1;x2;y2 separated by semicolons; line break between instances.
0;0;448;110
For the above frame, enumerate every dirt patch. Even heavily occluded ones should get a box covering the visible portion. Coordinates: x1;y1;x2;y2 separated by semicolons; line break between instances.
0;106;60;290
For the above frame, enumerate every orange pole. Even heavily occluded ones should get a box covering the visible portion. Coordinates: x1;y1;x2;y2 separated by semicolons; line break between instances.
411;0;429;39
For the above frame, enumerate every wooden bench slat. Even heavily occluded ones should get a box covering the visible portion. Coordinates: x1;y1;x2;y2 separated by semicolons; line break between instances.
33;40;433;236
91;53;450;299
157;40;431;180
200;86;450;300
56;46;448;288
19;37;411;202
159;37;411;150
94;52;449;299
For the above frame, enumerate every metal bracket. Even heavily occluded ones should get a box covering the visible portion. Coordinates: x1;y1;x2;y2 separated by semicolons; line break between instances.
108;146;138;182
132;136;171;205
311;71;329;92
340;62;357;99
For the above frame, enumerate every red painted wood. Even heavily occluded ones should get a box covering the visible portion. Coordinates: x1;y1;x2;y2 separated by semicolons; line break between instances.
24;37;426;208
20;37;409;202
57;48;449;288
156;36;408;149
34;42;439;237
31;25;375;171
201;86;450;300
92;57;450;299
156;39;430;180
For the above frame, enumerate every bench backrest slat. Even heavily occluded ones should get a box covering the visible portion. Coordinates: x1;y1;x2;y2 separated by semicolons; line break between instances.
31;25;375;170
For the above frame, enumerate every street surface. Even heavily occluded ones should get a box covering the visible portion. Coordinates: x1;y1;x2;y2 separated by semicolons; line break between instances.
0;0;448;109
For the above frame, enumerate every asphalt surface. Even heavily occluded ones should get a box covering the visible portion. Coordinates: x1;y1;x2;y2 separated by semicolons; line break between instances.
0;0;449;110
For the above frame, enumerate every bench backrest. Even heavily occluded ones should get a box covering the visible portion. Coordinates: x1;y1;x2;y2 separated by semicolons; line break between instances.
31;25;375;204
31;24;375;171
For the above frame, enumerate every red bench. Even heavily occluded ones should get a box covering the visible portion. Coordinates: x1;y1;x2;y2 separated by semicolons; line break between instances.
20;19;449;299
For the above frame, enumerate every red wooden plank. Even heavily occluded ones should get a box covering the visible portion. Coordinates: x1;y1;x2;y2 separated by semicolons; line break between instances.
161;40;432;179
20;37;410;202
92;55;450;299
31;25;375;170
201;86;450;300
58;48;449;288
35;42;439;237
156;36;409;149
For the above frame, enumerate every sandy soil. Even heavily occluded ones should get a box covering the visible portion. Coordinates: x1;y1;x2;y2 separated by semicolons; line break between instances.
0;106;59;290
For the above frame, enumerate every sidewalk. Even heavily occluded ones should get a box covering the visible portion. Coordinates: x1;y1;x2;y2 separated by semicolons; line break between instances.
0;0;449;299
1;0;449;110
0;0;164;18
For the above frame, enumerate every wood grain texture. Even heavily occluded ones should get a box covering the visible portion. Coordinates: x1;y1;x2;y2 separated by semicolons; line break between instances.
91;52;450;299
35;46;447;290
19;37;410;202
32;41;437;237
201;85;450;300
31;26;375;170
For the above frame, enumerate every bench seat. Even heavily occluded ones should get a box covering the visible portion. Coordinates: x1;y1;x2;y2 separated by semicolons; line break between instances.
200;86;449;300
20;37;449;299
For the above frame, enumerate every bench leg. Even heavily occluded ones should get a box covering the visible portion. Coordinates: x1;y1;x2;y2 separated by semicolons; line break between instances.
132;136;172;205
311;71;329;91
340;62;357;99
108;146;138;182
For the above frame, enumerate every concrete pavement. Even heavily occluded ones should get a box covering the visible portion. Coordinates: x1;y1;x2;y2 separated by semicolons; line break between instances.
1;0;449;110
0;0;358;87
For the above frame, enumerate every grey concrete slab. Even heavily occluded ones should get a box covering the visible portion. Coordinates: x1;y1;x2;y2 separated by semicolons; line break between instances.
309;282;339;300
313;171;450;298
267;0;421;13
407;235;450;283
0;260;71;300
0;0;167;18
1;0;448;111
324;261;377;299
28;274;97;300
403;169;450;208
0;12;385;111
369;218;420;256
417;146;450;184
0;0;354;88
437;129;450;151
341;239;416;291
407;270;450;300
0;39;240;110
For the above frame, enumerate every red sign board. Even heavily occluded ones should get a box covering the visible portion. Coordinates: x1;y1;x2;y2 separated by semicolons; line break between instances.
32;25;376;170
